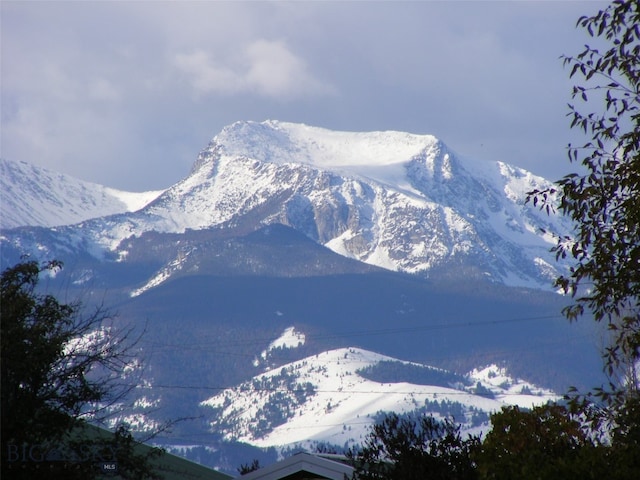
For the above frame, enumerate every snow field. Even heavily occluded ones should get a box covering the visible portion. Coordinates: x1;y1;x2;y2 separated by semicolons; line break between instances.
201;339;558;449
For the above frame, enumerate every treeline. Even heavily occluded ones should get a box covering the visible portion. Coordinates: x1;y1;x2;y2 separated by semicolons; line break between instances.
356;360;469;388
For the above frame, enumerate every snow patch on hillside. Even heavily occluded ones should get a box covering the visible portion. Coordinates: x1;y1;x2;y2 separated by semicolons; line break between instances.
469;364;557;408
106;188;165;213
254;327;307;367
130;249;193;297
268;327;306;351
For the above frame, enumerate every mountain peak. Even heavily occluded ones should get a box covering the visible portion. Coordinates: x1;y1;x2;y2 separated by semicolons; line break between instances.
212;120;443;187
2;121;570;291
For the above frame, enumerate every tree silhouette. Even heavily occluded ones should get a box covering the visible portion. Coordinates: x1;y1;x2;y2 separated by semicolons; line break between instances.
1;259;160;479
348;412;479;480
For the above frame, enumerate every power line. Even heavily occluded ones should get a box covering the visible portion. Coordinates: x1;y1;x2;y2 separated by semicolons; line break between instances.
140;327;595;370
127;313;595;400
128;382;555;397
142;313;568;352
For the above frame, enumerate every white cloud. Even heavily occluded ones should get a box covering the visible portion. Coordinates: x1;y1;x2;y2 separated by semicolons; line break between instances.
245;39;328;97
174;51;239;95
1;0;605;190
173;40;332;99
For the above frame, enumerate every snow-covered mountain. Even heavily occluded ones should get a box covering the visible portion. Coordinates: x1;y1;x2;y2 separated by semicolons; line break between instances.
0;158;164;229
137;120;570;289
1;120;570;291
199;327;557;451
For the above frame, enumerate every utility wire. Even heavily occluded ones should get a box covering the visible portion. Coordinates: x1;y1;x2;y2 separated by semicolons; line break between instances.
127;382;555;397
141;313;569;352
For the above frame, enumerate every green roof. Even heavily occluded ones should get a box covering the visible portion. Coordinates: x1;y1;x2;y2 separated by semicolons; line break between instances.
147;451;233;480
79;423;232;480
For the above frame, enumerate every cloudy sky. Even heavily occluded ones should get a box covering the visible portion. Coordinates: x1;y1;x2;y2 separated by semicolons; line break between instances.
2;1;607;191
